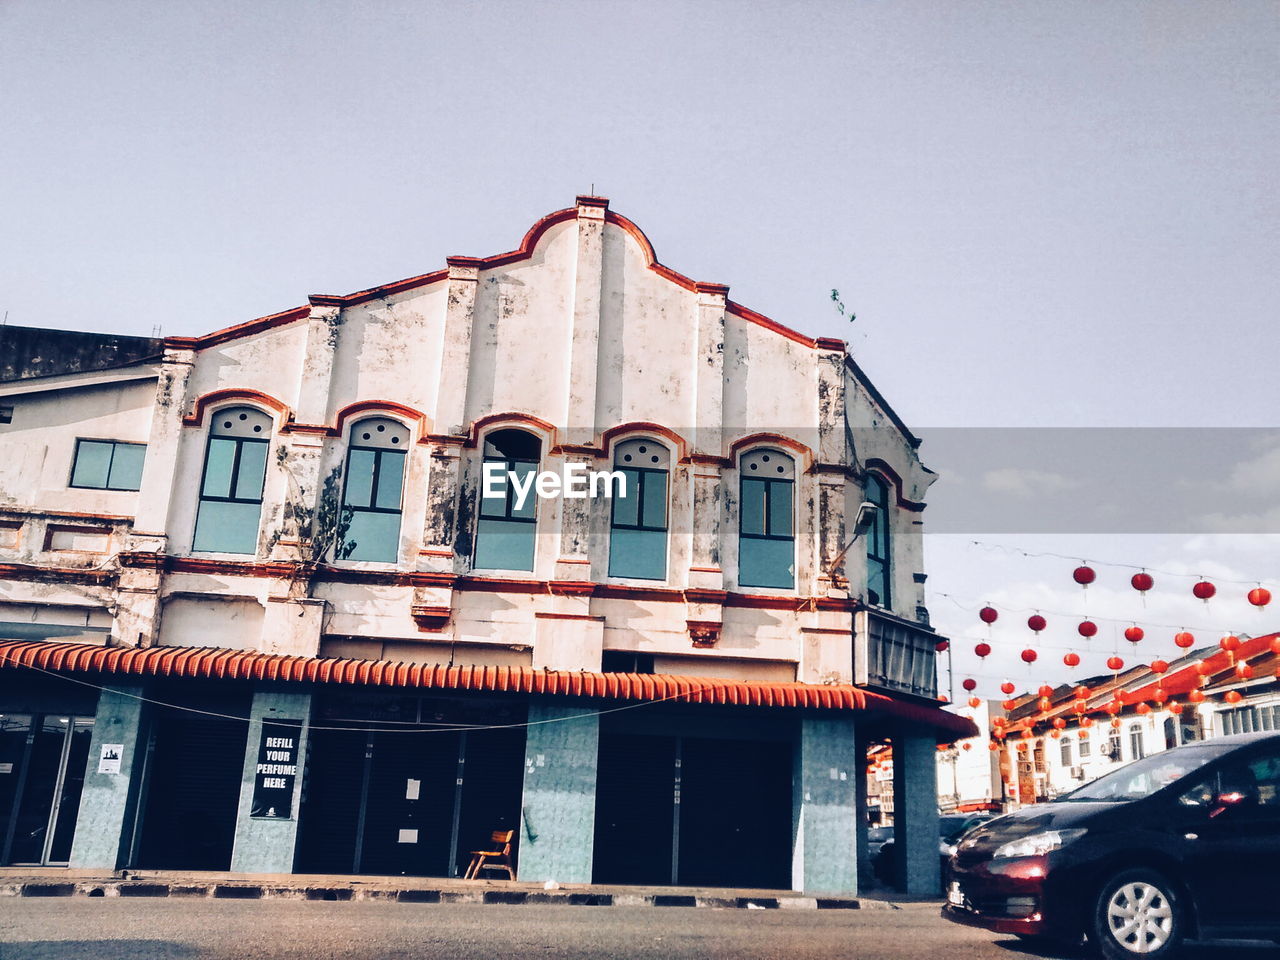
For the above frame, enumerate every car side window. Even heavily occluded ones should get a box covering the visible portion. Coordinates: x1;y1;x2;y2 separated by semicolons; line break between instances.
1176;774;1216;808
1247;752;1280;807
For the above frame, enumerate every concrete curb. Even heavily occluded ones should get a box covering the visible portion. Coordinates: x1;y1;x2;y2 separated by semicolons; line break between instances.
1;879;869;910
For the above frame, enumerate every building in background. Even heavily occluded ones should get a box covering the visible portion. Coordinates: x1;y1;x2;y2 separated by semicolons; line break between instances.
935;634;1279;811
0;197;971;895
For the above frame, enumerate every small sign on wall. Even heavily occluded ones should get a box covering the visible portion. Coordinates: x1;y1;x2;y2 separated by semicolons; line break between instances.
98;744;124;775
250;719;301;819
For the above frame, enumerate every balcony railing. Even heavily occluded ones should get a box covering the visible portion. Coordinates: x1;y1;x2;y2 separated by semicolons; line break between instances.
854;607;940;699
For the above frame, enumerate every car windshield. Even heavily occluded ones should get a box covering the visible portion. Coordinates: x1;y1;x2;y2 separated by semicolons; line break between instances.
940;816;986;842
1058;745;1225;802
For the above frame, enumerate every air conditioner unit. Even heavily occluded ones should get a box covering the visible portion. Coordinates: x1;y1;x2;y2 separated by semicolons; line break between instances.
1070;766;1086;780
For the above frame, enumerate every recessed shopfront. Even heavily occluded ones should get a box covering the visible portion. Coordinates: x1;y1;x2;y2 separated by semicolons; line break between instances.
296;693;526;877
592;707;794;890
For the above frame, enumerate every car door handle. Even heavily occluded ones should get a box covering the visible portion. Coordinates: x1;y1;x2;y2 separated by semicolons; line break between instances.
1183;833;1198;841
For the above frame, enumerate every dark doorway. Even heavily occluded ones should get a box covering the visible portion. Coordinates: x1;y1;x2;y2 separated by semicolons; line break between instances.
132;687;250;871
678;736;791;888
0;714;94;865
296;695;527;877
592;723;793;890
592;734;677;884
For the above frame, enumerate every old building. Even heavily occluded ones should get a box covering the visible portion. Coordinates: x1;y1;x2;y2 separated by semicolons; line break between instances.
0;196;970;894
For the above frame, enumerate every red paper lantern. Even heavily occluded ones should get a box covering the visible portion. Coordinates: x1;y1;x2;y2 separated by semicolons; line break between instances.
988;742;1000;752
979;606;999;624
1124;626;1145;643
1236;663;1254;680
935;639;950;652
1063;652;1081;667
1073;565;1096;586
1188;688;1205;704
1168;701;1183;715
962;742;973;751
1050;729;1061;739
1225;690;1243;704
992;716;1007;728
1220;635;1241;653
1174;631;1195;649
1000;681;1016;695
1079;728;1090;738
1021;648;1038;664
1073;698;1088;714
962;678;977;692
1052;717;1067;729
1151;659;1169;674
1002;699;1017;711
1195;660;1213;676
1027;614;1047;633
1038;684;1054;698
1110;718;1122;729
1136;702;1151;715
968;696;982;708
1131;572;1154;593
1271;637;1280;655
1081;716;1094;728
1078;620;1098;639
1107;655;1125;671
1248;587;1272;608
1017;742;1028;752
1037;696;1052;712
1193;580;1216;601
974;642;992;659
1153;687;1167;703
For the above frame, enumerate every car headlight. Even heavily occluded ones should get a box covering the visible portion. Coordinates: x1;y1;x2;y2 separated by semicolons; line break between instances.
992;829;1086;859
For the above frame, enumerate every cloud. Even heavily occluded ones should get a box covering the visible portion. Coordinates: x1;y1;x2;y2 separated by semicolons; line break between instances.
980;468;1082;499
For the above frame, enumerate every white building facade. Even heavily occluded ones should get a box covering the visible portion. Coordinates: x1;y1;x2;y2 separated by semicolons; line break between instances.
0;197;970;893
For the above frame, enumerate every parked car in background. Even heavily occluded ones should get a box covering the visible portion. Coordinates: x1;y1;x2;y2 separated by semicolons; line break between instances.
943;732;1280;959
866;825;894;862
873;813;992;887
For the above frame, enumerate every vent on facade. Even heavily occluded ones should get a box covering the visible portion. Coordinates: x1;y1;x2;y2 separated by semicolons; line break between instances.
1070;766;1085;780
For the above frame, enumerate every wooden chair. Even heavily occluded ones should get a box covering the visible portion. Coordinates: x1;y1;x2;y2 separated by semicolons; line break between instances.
464;829;515;880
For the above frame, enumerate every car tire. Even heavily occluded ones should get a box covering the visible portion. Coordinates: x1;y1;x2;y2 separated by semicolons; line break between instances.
1090;868;1184;960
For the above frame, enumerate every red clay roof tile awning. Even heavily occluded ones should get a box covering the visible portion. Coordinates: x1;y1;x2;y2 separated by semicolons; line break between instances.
0;639;975;743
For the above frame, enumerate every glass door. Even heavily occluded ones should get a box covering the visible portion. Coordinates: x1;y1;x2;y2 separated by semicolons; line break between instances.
0;714;94;865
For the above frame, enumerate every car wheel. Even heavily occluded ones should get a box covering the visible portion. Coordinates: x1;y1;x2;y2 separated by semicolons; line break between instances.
1091;869;1184;960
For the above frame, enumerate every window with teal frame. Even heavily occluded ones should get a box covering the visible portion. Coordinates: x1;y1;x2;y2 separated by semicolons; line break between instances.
738;448;795;589
608;438;669;581
340;417;409;563
474;429;541;571
193;407;271;554
864;473;891;608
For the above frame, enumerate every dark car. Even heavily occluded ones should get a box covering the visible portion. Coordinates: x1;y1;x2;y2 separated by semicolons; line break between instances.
943;732;1280;959
873;813;992;886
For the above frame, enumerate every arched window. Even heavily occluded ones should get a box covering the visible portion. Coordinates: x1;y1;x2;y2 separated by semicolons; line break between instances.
340;417;409;563
193;406;271;554
738;448;794;589
1129;724;1146;761
608;438;669;581
475;429;540;571
864;473;892;608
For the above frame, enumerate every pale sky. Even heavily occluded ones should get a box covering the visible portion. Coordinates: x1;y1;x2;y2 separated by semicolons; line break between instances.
3;1;1277;693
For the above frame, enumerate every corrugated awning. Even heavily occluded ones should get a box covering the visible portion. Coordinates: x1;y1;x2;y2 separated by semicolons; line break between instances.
0;639;975;742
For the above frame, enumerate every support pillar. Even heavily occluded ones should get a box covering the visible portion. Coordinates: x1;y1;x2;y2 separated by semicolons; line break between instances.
893;728;941;895
229;688;311;874
792;713;858;893
517;701;600;884
69;685;147;869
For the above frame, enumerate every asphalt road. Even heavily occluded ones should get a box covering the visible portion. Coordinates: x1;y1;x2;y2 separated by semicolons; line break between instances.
1;900;1278;960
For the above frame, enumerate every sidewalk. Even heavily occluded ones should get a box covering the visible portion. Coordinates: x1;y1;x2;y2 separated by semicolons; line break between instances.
0;867;926;910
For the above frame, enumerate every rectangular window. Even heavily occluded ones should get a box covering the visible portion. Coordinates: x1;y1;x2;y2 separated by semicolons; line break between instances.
1060;740;1072;767
193;436;269;554
609;467;668;581
1078;737;1091;758
865;475;891;608
340;447;406;563
739;476;794;589
474;451;539;572
69;439;146;491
